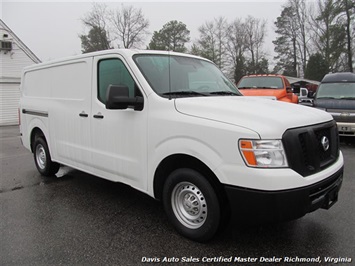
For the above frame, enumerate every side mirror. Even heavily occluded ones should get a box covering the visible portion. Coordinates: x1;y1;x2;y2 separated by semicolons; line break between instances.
300;88;308;97
286;86;293;93
106;85;144;111
308;91;315;98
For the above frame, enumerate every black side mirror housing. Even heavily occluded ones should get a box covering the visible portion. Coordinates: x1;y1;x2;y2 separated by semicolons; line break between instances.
308;91;315;98
106;85;144;111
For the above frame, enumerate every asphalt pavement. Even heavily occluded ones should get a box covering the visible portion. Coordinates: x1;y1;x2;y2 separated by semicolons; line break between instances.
1;126;354;266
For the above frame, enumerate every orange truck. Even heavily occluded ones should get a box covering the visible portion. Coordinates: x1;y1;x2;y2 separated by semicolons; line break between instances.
237;74;299;103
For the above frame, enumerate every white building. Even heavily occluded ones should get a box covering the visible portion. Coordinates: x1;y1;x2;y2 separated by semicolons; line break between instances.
0;19;41;126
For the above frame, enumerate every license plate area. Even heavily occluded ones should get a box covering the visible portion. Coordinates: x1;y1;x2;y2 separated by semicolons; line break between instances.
339;126;350;132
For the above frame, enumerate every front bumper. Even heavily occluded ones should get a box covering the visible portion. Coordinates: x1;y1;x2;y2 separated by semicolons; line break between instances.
224;166;343;225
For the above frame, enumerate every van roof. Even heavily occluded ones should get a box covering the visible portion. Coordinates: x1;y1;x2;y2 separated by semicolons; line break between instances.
23;49;209;71
321;72;355;83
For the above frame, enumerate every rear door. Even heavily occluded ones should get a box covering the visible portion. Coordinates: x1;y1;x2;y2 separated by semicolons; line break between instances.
90;54;148;190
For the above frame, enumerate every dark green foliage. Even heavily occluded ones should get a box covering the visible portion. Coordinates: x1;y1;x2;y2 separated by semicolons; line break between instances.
147;20;190;52
305;53;329;81
80;26;111;53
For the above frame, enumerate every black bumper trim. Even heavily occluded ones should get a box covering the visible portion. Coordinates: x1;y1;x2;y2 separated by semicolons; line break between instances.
224;167;343;225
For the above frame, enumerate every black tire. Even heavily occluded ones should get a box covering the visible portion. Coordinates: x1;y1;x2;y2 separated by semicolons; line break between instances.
162;168;221;242
33;137;60;176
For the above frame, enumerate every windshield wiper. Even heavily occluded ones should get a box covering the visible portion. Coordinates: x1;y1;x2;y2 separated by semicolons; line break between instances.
209;91;240;96
161;91;208;97
340;97;355;100
238;86;253;89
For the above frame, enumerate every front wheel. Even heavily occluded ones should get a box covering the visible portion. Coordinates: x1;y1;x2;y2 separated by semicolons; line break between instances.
33;137;60;176
163;168;221;242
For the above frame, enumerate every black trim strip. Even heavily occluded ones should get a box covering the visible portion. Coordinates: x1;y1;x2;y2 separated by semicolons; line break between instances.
22;109;48;117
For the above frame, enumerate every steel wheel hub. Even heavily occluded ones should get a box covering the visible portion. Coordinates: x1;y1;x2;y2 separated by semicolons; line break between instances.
171;182;207;229
36;144;46;170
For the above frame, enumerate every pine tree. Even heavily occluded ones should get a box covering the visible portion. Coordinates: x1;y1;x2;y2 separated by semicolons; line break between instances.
80;26;111;53
147;20;190;52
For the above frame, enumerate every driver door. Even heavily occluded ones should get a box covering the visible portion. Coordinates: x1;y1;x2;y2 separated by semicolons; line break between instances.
90;54;148;191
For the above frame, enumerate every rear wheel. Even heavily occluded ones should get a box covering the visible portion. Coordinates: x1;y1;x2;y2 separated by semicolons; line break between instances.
33;137;60;176
163;168;221;242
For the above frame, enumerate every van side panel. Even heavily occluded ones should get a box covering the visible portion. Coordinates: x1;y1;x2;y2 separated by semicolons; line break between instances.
23;68;51;98
21;58;93;171
48;59;93;170
20;69;51;152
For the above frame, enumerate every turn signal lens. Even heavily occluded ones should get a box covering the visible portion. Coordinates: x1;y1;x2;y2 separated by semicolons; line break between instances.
239;139;288;168
240;140;257;166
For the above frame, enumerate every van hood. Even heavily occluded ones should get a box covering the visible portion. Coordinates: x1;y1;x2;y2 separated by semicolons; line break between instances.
174;96;332;139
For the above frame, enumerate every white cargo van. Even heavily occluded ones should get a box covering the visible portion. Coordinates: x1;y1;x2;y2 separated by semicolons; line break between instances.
20;49;344;242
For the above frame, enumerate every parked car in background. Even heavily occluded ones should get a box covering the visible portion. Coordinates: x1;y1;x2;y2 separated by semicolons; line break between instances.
237;74;298;103
313;72;355;137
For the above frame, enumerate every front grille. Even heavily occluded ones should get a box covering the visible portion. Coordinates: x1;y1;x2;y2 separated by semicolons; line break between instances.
282;120;339;177
314;127;332;163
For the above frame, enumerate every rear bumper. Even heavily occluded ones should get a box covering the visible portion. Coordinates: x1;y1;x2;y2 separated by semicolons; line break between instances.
224;166;343;225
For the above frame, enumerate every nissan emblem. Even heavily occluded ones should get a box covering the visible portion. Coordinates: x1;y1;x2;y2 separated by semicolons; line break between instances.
321;136;330;151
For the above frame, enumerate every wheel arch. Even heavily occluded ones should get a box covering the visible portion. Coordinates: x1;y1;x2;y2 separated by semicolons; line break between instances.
153;154;227;204
30;127;48;152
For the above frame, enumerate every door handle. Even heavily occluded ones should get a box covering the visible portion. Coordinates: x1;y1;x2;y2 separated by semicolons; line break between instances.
79;112;88;117
93;113;104;119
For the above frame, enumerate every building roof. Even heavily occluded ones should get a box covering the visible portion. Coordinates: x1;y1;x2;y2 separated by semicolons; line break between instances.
0;19;41;63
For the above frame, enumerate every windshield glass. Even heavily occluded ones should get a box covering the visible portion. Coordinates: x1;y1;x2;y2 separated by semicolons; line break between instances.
133;54;240;97
316;83;355;99
238;77;284;89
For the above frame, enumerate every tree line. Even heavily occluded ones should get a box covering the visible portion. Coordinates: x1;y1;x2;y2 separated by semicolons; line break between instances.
80;0;355;82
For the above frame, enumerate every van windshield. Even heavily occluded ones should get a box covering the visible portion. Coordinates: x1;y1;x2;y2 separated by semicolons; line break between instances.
316;83;355;100
133;54;241;98
238;77;284;89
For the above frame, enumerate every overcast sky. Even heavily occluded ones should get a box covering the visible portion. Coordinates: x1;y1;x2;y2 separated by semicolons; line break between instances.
2;0;289;62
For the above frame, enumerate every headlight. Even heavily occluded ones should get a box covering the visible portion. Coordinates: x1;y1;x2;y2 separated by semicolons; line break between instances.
239;139;288;168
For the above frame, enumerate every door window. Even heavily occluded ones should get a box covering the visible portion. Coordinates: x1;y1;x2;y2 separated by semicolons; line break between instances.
98;59;138;103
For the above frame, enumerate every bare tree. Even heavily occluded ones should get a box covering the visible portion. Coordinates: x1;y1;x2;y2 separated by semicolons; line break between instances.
310;0;347;72
80;3;111;52
82;3;109;31
340;0;354;72
214;17;228;70
197;17;228;69
198;21;217;63
109;5;149;49
292;0;312;76
225;18;248;82
244;16;267;74
273;0;312;77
